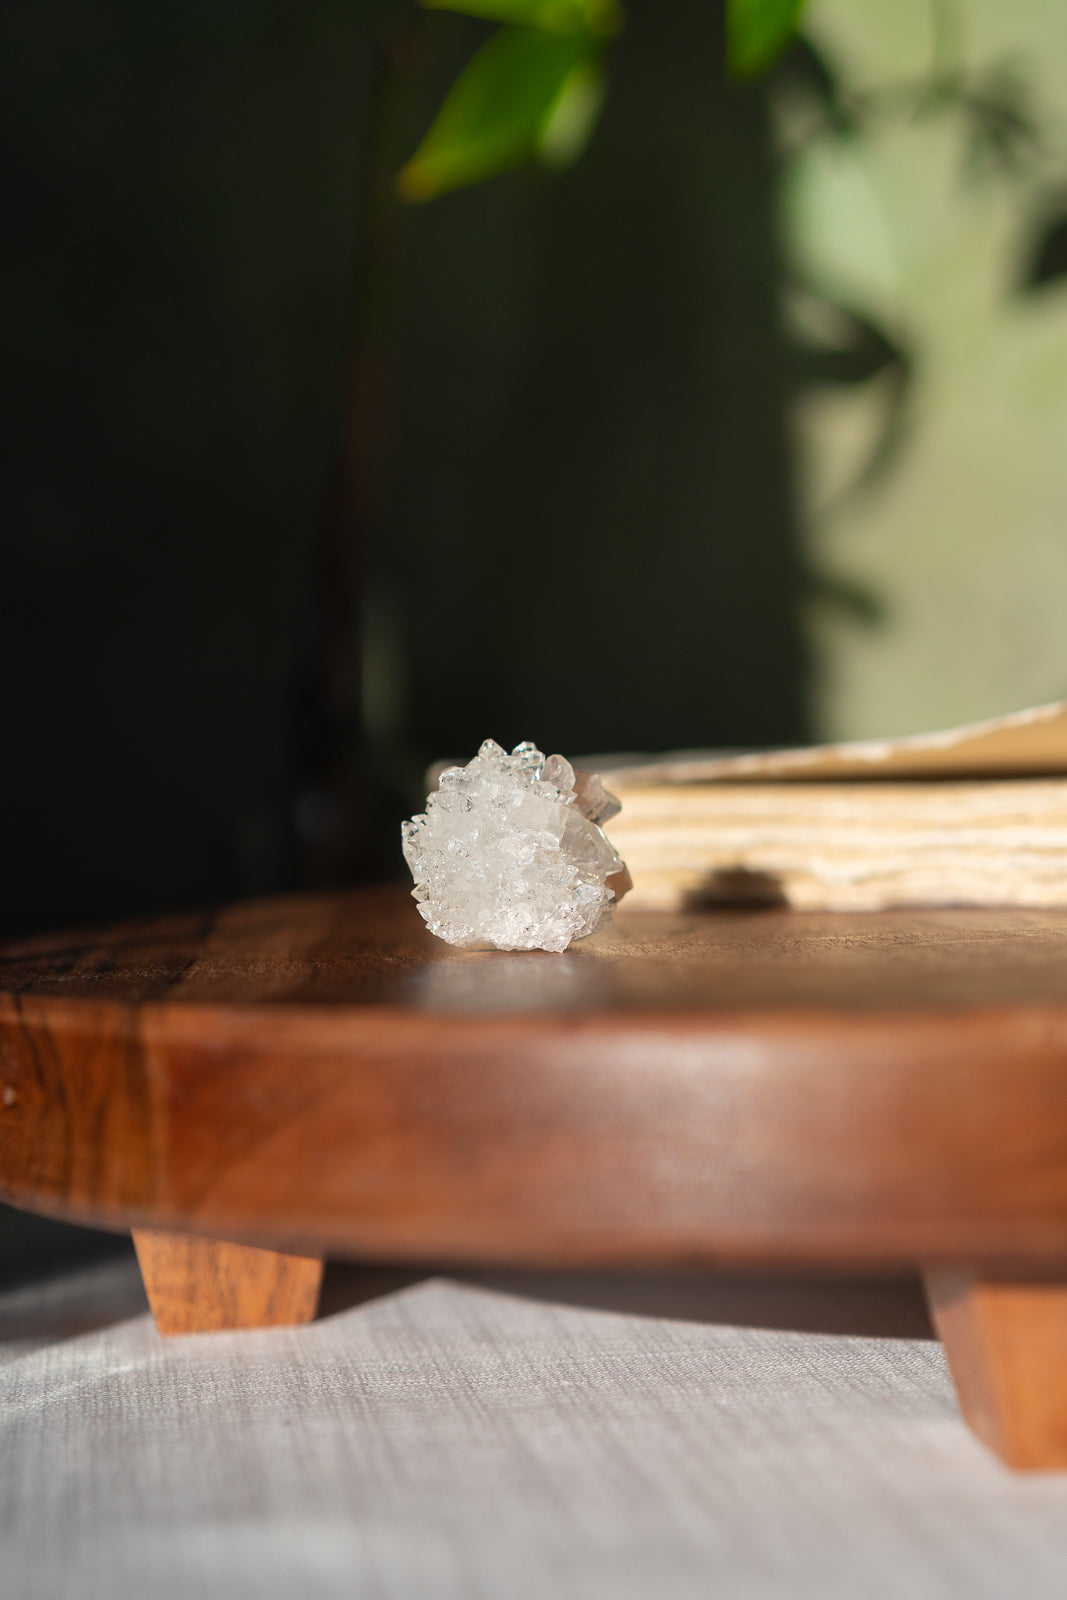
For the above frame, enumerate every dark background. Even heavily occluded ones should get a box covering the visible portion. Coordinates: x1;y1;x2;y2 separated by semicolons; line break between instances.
1;0;806;1278
0;0;805;943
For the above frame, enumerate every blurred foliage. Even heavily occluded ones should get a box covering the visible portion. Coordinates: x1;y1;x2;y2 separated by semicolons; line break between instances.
398;0;618;200
764;0;1067;669
397;24;606;199
771;8;1063;528
727;0;806;80
399;0;808;201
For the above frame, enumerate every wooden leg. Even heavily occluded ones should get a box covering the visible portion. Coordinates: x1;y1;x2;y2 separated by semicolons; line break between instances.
133;1229;323;1336
924;1267;1067;1469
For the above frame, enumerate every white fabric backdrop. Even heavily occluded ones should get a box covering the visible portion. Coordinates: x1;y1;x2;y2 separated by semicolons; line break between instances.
4;1253;1067;1599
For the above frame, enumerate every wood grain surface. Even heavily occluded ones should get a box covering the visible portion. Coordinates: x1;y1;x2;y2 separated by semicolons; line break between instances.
925;1267;1067;1469
2;886;1067;1270
131;1229;323;1334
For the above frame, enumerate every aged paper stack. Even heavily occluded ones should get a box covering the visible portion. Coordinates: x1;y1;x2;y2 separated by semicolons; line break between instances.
600;702;1067;911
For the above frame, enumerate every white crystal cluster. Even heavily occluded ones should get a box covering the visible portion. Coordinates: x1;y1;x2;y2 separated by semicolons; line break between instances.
402;739;627;952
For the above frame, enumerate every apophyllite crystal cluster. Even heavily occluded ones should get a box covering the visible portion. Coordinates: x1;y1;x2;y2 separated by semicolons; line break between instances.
402;739;629;952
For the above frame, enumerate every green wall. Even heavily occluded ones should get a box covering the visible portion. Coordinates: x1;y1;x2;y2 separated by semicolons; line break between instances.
788;0;1067;737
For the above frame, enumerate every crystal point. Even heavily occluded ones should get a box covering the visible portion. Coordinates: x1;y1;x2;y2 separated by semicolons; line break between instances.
402;739;628;952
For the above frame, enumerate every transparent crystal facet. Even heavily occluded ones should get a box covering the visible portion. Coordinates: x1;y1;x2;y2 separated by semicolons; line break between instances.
402;739;627;952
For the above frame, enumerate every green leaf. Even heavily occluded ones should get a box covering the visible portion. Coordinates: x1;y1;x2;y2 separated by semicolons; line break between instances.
727;0;806;80
398;27;599;202
539;55;605;165
421;0;621;38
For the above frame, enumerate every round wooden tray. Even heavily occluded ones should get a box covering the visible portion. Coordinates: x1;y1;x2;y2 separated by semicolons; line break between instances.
4;885;1067;1465
3;884;1067;1269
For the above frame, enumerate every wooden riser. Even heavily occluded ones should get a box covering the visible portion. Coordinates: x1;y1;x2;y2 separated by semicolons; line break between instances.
925;1268;1067;1470
132;1230;322;1335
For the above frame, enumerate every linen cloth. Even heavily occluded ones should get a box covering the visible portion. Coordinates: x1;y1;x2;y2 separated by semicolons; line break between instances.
3;1253;1067;1599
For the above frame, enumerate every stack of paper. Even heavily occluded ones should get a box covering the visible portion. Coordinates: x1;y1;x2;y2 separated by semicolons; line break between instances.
599;703;1067;911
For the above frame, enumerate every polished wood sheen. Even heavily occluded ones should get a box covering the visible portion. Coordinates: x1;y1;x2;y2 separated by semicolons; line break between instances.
3;885;1067;1459
925;1268;1067;1469
132;1230;323;1335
